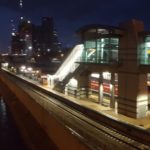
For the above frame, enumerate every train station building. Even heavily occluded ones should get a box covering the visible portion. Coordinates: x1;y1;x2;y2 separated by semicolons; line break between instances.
50;19;150;118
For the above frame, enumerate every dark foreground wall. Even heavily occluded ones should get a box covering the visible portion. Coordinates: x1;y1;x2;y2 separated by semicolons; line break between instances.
0;71;89;150
0;76;58;150
0;98;27;150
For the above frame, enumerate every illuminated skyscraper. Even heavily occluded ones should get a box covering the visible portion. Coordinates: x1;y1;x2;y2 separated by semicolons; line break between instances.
11;1;61;57
11;0;33;55
18;20;33;55
32;17;62;57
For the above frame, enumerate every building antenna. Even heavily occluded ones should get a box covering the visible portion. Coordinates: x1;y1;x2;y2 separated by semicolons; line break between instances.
19;0;24;20
10;0;23;34
19;0;23;8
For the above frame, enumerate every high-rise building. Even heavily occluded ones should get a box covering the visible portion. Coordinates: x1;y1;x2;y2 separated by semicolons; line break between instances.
11;0;33;55
11;16;62;59
18;20;33;55
11;19;33;55
32;17;62;57
32;25;42;56
11;32;23;54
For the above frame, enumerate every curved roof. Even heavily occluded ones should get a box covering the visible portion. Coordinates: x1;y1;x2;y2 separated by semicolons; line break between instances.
76;24;123;34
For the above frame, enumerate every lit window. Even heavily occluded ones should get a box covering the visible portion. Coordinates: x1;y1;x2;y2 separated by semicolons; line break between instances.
28;46;32;50
11;32;15;36
61;53;64;57
91;73;100;78
27;20;31;24
47;49;51;52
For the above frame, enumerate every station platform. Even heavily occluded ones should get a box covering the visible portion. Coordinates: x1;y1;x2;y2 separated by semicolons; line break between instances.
11;71;150;130
41;85;150;130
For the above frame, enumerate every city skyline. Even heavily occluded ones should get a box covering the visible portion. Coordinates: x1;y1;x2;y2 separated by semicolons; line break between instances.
0;0;150;52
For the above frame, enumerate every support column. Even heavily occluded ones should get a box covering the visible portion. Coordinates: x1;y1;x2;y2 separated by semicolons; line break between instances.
110;73;115;108
118;19;148;118
118;73;148;118
98;72;103;104
77;73;89;99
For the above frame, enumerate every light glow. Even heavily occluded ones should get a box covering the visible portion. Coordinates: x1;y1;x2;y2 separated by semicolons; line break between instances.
137;94;148;103
91;73;100;78
146;42;150;47
20;65;26;70
87;48;96;58
68;78;78;88
61;53;64;57
28;46;32;50
27;67;32;72
11;32;15;36
103;72;111;80
36;70;39;74
27;20;31;24
20;0;23;8
2;63;9;68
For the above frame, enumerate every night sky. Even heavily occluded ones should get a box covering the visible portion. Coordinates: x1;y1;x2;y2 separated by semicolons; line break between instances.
0;0;150;52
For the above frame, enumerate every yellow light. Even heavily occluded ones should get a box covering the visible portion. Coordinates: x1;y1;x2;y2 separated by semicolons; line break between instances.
147;50;150;54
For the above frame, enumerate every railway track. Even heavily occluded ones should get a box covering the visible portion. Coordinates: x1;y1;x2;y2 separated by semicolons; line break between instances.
2;69;150;149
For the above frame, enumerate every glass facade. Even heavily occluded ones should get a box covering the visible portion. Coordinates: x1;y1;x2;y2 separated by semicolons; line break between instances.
140;36;150;64
82;37;119;63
